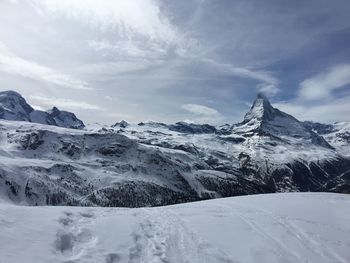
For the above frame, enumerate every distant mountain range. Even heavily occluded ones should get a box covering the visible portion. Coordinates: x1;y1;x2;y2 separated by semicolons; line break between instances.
0;90;349;207
0;90;84;129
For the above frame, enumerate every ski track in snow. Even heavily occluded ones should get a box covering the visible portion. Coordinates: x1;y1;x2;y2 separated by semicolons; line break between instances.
52;208;235;263
226;203;348;263
51;204;349;263
128;209;235;263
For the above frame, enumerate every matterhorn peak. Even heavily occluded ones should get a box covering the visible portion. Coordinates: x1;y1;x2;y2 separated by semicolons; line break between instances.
256;92;270;103
233;93;333;149
243;93;276;123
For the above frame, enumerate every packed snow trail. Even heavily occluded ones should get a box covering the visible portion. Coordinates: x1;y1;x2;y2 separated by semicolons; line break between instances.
128;209;234;263
0;193;349;263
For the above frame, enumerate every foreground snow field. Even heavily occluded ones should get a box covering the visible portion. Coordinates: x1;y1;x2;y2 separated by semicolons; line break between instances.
0;193;349;263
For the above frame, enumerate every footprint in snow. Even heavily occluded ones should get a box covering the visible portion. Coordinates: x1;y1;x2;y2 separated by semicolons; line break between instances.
105;253;121;263
54;210;97;260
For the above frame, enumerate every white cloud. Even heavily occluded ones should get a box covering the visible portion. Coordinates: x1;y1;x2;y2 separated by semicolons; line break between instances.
274;64;350;123
28;0;198;59
104;95;113;101
271;63;350;123
181;104;219;116
29;95;105;111
0;42;90;90
181;104;224;124
74;61;158;77
299;64;350;100
88;40;145;57
202;59;280;95
231;68;279;95
106;112;132;120
87;40;164;58
30;0;179;44
274;95;350;123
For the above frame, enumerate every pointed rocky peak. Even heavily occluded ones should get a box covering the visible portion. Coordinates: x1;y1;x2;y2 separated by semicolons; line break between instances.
234;93;334;149
48;106;60;116
48;107;85;129
243;93;276;123
51;106;59;112
112;120;128;128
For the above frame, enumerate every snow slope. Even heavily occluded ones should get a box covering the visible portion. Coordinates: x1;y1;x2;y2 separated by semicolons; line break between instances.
0;193;349;263
323;122;350;157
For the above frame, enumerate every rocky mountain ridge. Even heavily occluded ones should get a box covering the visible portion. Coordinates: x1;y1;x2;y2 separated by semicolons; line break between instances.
0;91;349;207
0;90;85;129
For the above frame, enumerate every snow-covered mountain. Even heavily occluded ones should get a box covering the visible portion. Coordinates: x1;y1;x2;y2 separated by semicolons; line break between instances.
233;93;332;148
305;121;350;157
1;193;349;263
117;94;350;195
0;91;349;207
0;90;84;129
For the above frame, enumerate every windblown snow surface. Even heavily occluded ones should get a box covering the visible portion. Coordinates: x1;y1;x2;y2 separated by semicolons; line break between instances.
0;193;349;263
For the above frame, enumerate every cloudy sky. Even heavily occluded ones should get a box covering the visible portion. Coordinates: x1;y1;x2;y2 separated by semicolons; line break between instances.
0;0;349;124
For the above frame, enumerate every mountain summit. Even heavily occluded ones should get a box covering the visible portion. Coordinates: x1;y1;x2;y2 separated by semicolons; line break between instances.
243;93;276;122
48;106;85;129
0;90;34;121
234;93;332;148
0;90;85;129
